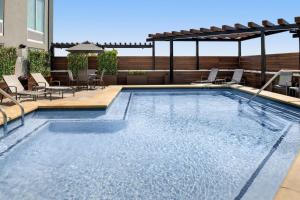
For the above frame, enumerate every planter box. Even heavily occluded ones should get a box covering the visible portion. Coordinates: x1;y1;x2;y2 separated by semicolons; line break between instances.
127;75;148;85
103;75;117;86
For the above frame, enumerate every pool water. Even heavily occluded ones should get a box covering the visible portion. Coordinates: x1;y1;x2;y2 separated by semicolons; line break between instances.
0;89;300;200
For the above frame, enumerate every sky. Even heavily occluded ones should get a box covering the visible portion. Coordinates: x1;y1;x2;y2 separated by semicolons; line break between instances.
54;0;300;56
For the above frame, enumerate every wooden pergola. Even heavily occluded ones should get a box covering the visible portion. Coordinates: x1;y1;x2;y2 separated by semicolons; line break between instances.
147;17;300;85
50;41;153;70
51;42;153;49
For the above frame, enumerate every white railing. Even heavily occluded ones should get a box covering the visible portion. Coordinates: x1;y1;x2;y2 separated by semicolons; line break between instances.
248;70;300;102
0;88;25;135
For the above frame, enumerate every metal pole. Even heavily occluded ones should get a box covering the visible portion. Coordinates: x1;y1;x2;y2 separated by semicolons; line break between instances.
196;40;200;70
238;41;242;68
170;40;174;83
152;41;156;70
260;31;267;86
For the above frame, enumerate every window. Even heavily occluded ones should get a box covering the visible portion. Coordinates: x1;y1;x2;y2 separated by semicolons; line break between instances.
0;0;4;21
27;0;45;33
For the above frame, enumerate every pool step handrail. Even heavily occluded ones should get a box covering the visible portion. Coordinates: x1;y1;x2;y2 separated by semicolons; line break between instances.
248;70;300;103
0;88;25;135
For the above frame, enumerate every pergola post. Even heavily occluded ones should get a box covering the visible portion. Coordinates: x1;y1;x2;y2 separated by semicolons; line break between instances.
169;40;174;83
238;41;242;68
152;41;156;70
49;44;55;69
260;31;267;86
298;36;300;70
196;40;200;70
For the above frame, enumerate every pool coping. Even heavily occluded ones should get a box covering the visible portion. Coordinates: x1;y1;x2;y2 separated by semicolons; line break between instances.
1;83;300;200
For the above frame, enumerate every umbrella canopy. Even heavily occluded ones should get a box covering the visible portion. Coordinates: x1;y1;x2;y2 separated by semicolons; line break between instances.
66;41;103;53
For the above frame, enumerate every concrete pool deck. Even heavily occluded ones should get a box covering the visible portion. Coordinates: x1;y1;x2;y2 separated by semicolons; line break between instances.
1;83;300;199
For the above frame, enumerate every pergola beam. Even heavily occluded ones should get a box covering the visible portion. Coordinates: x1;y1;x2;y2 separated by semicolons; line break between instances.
278;18;289;26
295;17;300;24
262;20;275;27
248;22;262;28
235;23;248;30
210;26;222;32
190;29;202;34
222;25;236;31
200;28;211;32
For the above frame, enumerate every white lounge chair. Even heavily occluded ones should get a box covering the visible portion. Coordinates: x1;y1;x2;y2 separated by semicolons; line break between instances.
2;75;50;101
193;68;219;84
224;69;245;85
273;71;292;95
31;73;75;98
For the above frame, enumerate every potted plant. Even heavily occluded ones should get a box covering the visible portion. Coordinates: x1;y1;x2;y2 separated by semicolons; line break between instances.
27;49;51;89
97;49;118;85
68;52;89;86
127;70;148;85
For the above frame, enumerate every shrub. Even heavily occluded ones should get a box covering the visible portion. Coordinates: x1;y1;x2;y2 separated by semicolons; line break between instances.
67;53;88;78
97;50;118;75
0;47;17;79
28;49;51;77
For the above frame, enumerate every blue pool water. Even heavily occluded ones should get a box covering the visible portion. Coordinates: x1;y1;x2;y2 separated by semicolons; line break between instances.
0;89;300;200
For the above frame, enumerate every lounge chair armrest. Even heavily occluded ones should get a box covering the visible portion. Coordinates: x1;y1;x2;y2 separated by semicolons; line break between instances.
32;85;45;91
7;86;17;94
37;82;47;88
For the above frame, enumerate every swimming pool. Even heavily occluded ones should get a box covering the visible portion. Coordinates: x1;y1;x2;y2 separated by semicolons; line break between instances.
0;88;300;200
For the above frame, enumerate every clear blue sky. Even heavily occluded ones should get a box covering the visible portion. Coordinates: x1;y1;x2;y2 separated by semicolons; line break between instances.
54;0;300;56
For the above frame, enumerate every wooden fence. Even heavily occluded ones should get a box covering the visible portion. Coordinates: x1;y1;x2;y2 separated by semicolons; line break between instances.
52;53;299;87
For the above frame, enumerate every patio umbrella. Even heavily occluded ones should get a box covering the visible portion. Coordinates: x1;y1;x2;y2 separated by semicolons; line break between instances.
66;41;103;53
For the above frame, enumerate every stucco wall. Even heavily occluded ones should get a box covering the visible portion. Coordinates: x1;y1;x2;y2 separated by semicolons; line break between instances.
0;0;53;50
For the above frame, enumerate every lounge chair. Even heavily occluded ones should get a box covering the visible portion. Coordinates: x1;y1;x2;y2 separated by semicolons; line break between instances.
2;75;50;102
31;73;75;98
273;71;292;95
193;68;219;84
216;69;244;85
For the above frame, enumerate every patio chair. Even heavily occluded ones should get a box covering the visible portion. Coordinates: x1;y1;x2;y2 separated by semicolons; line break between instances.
92;69;106;89
2;75;51;102
273;71;292;95
216;69;244;85
193;68;219;84
31;73;75;98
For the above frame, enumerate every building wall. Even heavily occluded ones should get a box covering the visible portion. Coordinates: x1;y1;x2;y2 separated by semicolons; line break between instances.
0;0;53;50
